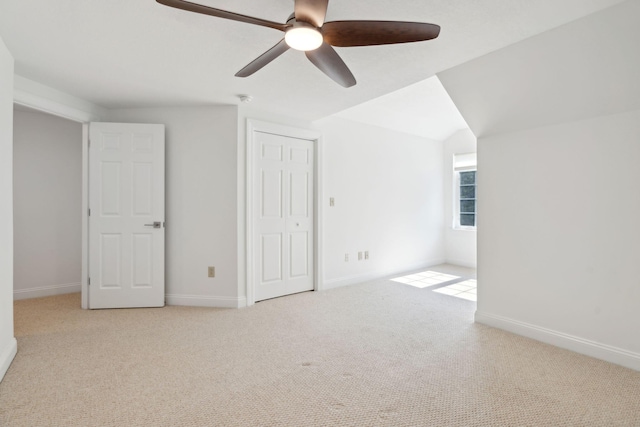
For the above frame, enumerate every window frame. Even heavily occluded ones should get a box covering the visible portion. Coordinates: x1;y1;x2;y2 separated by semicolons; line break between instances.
452;153;477;231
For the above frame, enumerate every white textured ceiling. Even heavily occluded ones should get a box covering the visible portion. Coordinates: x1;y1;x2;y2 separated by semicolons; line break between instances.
333;76;468;141
0;0;627;121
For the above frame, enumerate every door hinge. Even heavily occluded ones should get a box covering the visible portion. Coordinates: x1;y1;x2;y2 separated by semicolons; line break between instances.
88;277;91;286
88;208;91;216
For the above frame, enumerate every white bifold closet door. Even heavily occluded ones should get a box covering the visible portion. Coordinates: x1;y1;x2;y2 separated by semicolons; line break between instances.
254;131;314;302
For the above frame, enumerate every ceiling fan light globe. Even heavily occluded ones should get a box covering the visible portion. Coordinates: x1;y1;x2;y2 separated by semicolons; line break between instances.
285;27;323;51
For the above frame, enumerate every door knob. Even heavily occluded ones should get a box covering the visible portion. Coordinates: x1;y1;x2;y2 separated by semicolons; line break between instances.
144;221;162;228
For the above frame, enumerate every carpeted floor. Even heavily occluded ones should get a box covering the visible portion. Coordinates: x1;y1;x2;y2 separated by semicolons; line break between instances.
1;269;639;426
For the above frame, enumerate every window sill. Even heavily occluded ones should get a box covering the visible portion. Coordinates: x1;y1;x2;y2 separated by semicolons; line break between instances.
452;226;476;232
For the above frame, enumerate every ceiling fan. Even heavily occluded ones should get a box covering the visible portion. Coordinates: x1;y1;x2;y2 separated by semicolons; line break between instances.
156;0;440;88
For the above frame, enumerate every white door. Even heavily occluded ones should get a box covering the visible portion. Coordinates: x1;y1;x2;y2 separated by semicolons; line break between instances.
255;131;314;301
89;122;165;309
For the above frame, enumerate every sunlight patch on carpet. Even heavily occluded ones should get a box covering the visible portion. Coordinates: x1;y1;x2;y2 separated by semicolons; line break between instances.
433;279;477;301
391;270;460;289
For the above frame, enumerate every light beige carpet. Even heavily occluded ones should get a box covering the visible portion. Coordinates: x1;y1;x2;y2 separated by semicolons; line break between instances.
1;275;639;426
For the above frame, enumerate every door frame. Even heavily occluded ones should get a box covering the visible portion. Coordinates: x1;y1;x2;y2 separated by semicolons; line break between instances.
81;123;89;309
245;119;324;306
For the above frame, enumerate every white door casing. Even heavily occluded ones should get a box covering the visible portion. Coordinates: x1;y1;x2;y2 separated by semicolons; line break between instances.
88;122;165;309
254;132;314;301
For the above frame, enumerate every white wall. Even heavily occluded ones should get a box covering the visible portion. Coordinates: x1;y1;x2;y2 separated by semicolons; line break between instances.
108;106;242;307
316;117;444;288
439;0;640;370
443;129;477;267
0;36;17;382
13;109;82;299
477;109;640;358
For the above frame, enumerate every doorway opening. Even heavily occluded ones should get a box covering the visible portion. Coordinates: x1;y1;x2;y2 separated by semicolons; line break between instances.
12;105;83;302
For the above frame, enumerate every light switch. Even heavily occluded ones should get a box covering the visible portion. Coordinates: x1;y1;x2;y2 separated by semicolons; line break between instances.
330;197;335;207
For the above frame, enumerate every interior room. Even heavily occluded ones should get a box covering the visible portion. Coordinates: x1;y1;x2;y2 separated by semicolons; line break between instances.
1;0;639;425
12;107;83;300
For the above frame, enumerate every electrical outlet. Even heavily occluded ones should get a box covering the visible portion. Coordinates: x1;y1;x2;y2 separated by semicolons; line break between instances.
208;266;215;278
358;252;363;261
364;251;369;260
330;197;335;207
344;253;349;262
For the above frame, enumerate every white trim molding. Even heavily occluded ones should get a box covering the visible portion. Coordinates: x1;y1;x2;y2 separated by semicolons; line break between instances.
81;123;89;309
475;311;640;372
13;282;81;300
324;273;383;291
444;258;477;269
0;337;17;383
323;259;447;290
13;75;106;123
166;294;247;309
245;119;324;306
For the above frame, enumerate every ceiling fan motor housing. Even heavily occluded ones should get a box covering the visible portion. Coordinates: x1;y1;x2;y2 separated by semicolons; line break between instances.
285;20;324;51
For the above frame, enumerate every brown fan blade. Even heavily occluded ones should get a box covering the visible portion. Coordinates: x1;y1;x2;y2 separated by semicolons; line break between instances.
156;0;286;32
235;39;290;77
305;43;356;88
322;21;440;47
294;0;329;28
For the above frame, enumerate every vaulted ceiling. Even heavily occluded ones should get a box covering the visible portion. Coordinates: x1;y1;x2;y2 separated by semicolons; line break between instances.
0;0;626;121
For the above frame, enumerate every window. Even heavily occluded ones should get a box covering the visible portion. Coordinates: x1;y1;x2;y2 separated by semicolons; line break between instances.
459;171;476;226
453;153;477;229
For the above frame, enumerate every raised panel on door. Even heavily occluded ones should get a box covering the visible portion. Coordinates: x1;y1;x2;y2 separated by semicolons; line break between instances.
289;172;308;217
132;162;153;216
262;143;283;162
261;233;283;283
100;162;122;216
89;122;165;309
289;232;308;278
132;233;153;288
101;133;122;151
261;170;282;218
100;234;122;288
132;133;153;153
289;146;309;165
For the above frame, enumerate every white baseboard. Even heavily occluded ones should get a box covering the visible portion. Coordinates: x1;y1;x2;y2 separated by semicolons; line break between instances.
475;311;640;372
445;258;477;269
0;337;17;383
14;282;81;300
166;294;247;309
323;259;446;291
